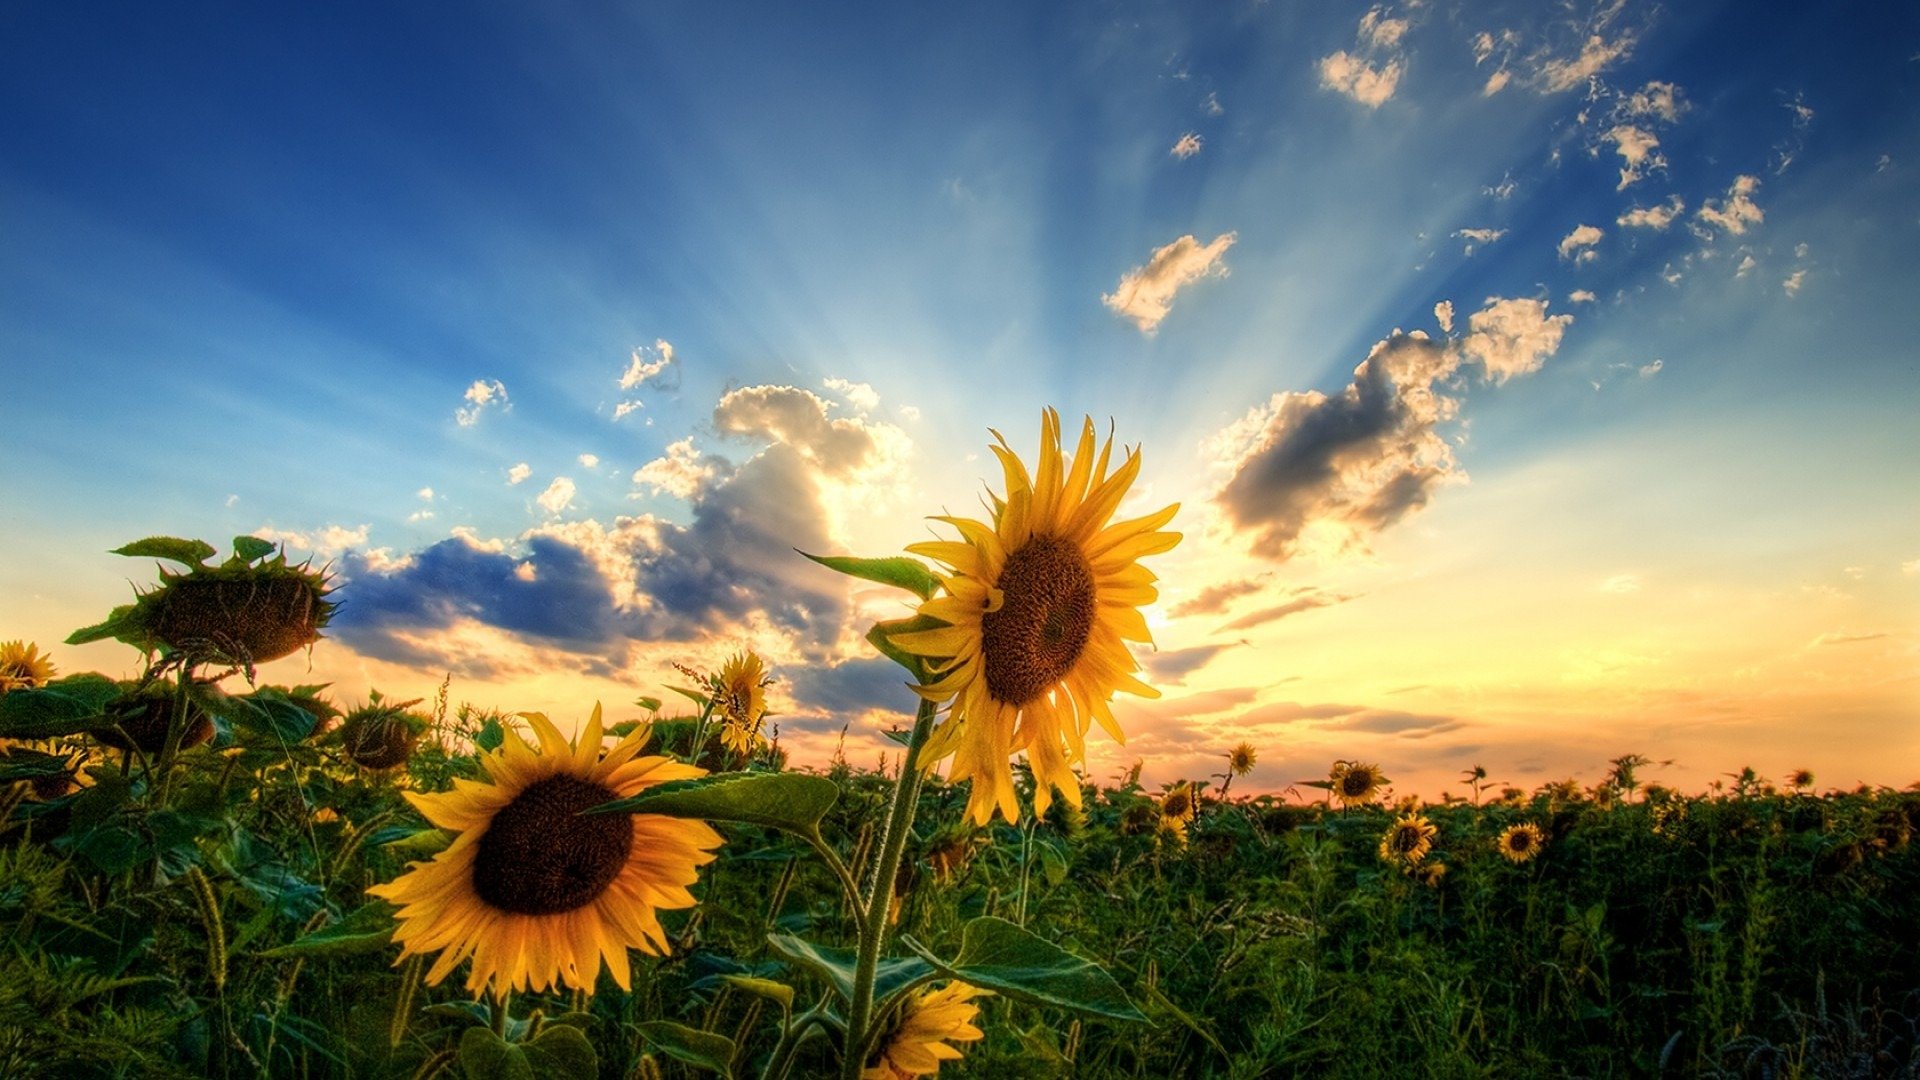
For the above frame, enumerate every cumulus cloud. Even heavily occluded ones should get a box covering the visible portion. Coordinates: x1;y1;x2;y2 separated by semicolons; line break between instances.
456;379;508;427
614;340;677;421
630;437;721;501
1569;289;1597;304
536;477;576;516
1102;232;1237;334
1783;269;1807;296
252;523;371;556
507;462;532;485
1459;297;1573;383
714;385;893;478
1319;51;1404;108
1605;124;1664;189
1142;642;1245;685
1618;195;1684;230
1171;132;1204;159
1434;300;1454;334
1695;175;1764;237
1622;80;1684;123
823;377;880;413
1536;32;1635;92
1454;227;1507;255
1638;359;1663;377
1558;224;1604;262
578;453;600;469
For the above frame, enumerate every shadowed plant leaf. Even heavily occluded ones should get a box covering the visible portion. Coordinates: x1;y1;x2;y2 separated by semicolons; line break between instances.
589;773;840;837
260;901;397;958
903;916;1144;1022
766;933;933;1004
457;1023;597;1080
635;1020;735;1075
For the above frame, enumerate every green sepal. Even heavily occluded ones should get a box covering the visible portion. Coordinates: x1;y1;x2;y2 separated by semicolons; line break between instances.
111;536;217;568
634;1020;735;1075
588;773;839;837
798;551;940;600
258;901;397;958
457;1023;597;1080
64;605;147;648
866;614;945;683
901;916;1145;1022
766;933;933;1004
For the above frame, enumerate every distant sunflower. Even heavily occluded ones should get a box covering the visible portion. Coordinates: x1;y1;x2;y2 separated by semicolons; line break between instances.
895;409;1181;825
1159;782;1197;846
369;706;722;996
1788;768;1815;791
1411;860;1448;888
0;641;55;694
714;651;771;758
1378;813;1438;866
1330;761;1388;807
1497;822;1546;864
1228;742;1258;777
863;981;988;1079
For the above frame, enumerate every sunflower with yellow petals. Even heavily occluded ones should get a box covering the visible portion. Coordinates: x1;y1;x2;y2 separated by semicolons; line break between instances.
1497;822;1547;864
368;706;722;996
863;981;988;1079
714;651;771;758
1378;812;1439;866
0;641;56;694
894;409;1181;825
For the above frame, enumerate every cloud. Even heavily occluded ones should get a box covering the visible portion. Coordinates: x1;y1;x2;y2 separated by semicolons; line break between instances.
1219;590;1355;632
1360;7;1409;48
1810;631;1888;647
415;487;434;501
1622;80;1684;123
781;656;914;729
1318;51;1404;108
714;385;893;478
1171;132;1204;159
630;437;722;501
1169;578;1268;618
536;477;576;516
1102;232;1237;334
1459;297;1574;383
1454;227;1507;255
1142;643;1244;685
1434;300;1454;334
1605;124;1664;189
1638;359;1663;377
614;340;677;420
507;462;532;486
1695;175;1764;237
1618;195;1684;230
578;453;600;469
1569;289;1597;304
1783;269;1807;296
1599;573;1641;593
253;523;371;556
822;377;880;413
1558;224;1603;262
456;379;508;427
1535;32;1634;93
1202;92;1224;116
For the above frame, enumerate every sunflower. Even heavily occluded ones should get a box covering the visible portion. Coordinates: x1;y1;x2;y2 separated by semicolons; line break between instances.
1330;761;1388;807
0;641;56;693
1497;822;1546;864
894;409;1181;825
1158;781;1197;846
368;706;722;996
713;651;771;758
1228;742;1258;777
863;981;988;1079
338;699;429;771
1378;812;1438;866
1410;860;1448;888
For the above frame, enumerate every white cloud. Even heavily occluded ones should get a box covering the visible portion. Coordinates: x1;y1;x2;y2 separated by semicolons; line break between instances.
415;487;434;501
1783;269;1807;296
1434;300;1454;334
1617;195;1684;230
898;404;922;423
1638;359;1663;378
578;453;600;469
1171;132;1204;159
613;400;645;421
407;509;434;523
1536;32;1635;93
1558;224;1604;262
1202;92;1224;117
1902;558;1920;576
1460;297;1574;383
631;437;720;501
1736;254;1757;277
1621;80;1684;123
1361;7;1409;48
1319;51;1404;108
1102;232;1237;334
1696;175;1764;237
1569;289;1597;304
536;477;576;516
823;377;880;413
1454;226;1507;254
507;462;532;486
456;379;508;427
1483;69;1512;95
620;340;674;390
252;523;371;555
1605;124;1664;189
1483;175;1517;200
225;494;239;507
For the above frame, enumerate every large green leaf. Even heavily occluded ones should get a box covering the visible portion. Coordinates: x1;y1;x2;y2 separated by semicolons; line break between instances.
259;901;397;958
634;1021;735;1075
0;675;120;738
111;536;216;567
766;933;932;1004
589;773;840;837
225;689;319;744
798;551;940;600
903;917;1144;1022
457;1025;597;1080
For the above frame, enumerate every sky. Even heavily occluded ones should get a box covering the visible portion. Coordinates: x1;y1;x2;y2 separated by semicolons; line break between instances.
3;0;1917;801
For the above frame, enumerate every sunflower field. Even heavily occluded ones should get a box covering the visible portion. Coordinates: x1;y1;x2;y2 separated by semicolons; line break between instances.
2;413;1916;1078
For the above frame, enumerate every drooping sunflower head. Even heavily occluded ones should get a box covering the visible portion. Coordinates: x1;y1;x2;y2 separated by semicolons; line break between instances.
1378;813;1438;866
0;641;56;694
1497;822;1546;864
368;705;723;996
1331;760;1388;806
92;679;214;755
338;698;429;771
1228;742;1258;777
895;409;1181;825
863;981;988;1080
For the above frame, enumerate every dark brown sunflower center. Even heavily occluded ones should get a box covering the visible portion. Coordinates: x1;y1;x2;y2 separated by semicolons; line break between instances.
981;535;1096;706
1341;771;1375;797
1508;831;1534;851
1391;827;1422;854
473;775;632;915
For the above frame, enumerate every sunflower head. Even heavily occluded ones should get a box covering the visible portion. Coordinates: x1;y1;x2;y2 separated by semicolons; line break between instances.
864;981;988;1079
893;409;1181;825
1497;822;1546;863
0;641;56;694
92;679;214;755
368;706;722;996
1789;768;1815;790
1161;781;1197;823
1228;742;1258;777
1119;800;1158;836
67;537;336;668
1378;813;1438;866
1410;860;1449;888
1331;761;1388;806
338;698;429;771
713;651;772;760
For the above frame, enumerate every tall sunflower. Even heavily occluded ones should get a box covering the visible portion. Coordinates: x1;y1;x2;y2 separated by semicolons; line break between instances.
1497;822;1546;864
713;651;771;758
863;981;988;1079
1378;812;1438;866
0;641;55;693
1330;760;1388;807
1228;742;1258;777
895;409;1181;824
368;706;722;996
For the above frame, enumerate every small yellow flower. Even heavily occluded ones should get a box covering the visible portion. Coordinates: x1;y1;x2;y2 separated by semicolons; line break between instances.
1378;813;1438;866
1330;761;1387;806
0;641;55;693
1497;822;1546;863
1158;782;1197;846
863;982;988;1079
1228;742;1258;776
714;651;771;758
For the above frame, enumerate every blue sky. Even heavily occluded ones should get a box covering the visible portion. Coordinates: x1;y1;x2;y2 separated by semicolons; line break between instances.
4;0;1917;797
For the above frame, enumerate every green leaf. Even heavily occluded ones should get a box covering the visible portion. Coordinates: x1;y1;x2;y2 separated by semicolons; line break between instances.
0;675;121;738
111;536;216;567
634;695;663;712
475;715;506;752
0;748;73;783
259;901;397;958
231;535;279;563
903;916;1144;1022
634;1021;735;1075
667;685;711;710
1142;980;1227;1060
458;1024;598;1080
65;605;146;647
766;933;932;1004
589;773;840;837
798;551;940;600
225;690;318;744
380;827;454;857
866;614;946;682
720;975;795;1011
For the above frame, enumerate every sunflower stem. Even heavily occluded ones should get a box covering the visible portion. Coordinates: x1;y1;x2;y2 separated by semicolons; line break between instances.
154;664;196;806
840;697;935;1080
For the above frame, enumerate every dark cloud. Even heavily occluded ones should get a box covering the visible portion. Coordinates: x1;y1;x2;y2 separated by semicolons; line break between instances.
1168;578;1267;618
782;656;918;727
1218;590;1355;632
1142;642;1245;684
